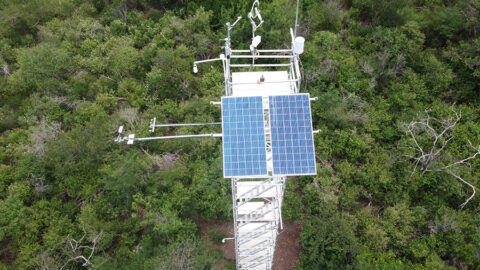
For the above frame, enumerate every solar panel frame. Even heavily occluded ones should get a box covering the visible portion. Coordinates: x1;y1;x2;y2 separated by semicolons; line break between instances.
269;93;317;176
221;96;269;178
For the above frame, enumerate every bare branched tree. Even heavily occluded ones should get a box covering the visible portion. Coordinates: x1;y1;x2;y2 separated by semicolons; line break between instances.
36;251;57;270
360;60;377;92
181;79;192;99
2;63;10;76
60;228;104;270
361;51;406;92
376;51;406;77
401;108;480;209
141;148;179;171
324;0;344;21
29;119;61;156
461;1;480;37
158;240;197;270
47;95;76;109
29;174;50;197
119;107;138;131
342;93;369;124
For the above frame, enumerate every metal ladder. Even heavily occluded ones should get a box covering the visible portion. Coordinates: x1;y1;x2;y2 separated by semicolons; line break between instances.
233;176;285;269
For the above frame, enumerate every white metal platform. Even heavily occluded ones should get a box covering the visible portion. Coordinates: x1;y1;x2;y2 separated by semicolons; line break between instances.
231;71;295;96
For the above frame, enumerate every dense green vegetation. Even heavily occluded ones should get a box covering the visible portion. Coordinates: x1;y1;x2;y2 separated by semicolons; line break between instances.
1;0;479;269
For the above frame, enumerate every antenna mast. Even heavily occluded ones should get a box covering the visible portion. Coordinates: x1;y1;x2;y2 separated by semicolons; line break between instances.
294;0;300;37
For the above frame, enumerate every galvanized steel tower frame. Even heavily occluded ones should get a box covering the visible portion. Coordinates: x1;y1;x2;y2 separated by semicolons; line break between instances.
115;1;316;269
193;3;310;267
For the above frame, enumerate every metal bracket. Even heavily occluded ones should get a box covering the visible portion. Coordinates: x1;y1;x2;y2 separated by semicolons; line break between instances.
149;117;156;133
127;134;135;144
193;54;226;74
229;16;242;31
222;237;235;243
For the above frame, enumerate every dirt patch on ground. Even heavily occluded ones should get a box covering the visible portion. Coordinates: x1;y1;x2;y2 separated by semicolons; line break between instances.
0;238;16;266
196;219;302;269
273;221;302;270
196;219;236;261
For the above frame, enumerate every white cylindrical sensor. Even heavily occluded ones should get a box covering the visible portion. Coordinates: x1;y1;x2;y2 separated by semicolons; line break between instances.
294;36;305;55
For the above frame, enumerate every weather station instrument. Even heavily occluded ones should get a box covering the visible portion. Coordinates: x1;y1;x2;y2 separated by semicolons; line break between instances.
115;1;319;269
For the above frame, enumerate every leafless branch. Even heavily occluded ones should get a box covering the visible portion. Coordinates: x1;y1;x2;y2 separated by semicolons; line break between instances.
101;74;118;83
119;107;138;132
437;141;480;172
360;60;374;76
29;174;49;197
141;148;179;171
60;228;104;270
47;95;76;109
403;108;461;173
36;251;56;270
1;64;10;76
29;119;61;156
448;170;476;210
402;108;479;209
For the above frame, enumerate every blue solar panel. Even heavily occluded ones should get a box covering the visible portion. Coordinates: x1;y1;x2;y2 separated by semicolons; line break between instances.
222;96;268;177
269;94;316;175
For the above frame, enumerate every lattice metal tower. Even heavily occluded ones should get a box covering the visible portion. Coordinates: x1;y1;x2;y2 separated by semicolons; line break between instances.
115;1;318;269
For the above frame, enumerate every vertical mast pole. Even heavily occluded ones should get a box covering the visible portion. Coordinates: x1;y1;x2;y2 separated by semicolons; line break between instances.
294;0;300;37
225;23;231;96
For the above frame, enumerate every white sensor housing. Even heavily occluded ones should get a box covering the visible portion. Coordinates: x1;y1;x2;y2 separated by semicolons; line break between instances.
252;35;262;48
294;36;305;55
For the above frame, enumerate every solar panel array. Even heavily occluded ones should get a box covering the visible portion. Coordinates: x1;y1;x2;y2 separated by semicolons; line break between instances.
221;94;316;178
222;96;268;177
269;94;316;175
